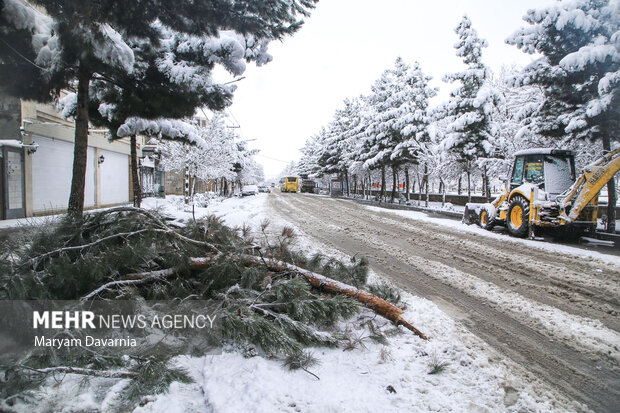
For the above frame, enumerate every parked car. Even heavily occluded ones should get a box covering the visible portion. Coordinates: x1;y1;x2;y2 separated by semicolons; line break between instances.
241;185;259;196
258;185;270;193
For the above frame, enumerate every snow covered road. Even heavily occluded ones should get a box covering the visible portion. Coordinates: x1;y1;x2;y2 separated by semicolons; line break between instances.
268;192;620;413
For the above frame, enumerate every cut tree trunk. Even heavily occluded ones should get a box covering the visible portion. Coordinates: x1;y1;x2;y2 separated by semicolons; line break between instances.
242;255;427;340
130;135;141;207
67;62;91;216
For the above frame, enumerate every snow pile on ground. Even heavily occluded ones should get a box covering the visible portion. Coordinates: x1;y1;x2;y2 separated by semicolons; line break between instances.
135;296;575;413
141;194;270;229
131;194;580;412
365;205;620;265
3;194;585;412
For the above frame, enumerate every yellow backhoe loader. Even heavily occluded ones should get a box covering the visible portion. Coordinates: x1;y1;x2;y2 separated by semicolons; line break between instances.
463;148;620;238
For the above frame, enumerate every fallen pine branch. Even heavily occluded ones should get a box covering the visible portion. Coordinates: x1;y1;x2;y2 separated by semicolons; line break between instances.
80;268;177;301
26;228;166;268
11;364;137;379
95;206;221;253
80;253;223;301
79;251;427;339
240;254;428;340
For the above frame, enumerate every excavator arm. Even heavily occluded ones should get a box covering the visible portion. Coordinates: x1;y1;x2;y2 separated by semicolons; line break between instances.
559;148;620;222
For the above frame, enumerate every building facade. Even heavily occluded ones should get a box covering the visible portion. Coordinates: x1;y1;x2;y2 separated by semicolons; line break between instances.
0;89;134;220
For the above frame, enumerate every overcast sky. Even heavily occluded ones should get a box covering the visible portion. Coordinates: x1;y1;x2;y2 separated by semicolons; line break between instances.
215;0;557;179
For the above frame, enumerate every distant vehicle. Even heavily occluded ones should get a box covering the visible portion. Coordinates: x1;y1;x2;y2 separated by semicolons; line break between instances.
241;185;259;196
258;185;270;193
300;179;317;193
282;176;299;192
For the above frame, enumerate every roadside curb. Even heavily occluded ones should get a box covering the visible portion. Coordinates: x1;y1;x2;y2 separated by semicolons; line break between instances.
337;196;463;219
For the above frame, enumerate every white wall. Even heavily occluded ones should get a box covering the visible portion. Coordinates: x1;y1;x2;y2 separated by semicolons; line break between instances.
99;149;129;205
31;137;95;213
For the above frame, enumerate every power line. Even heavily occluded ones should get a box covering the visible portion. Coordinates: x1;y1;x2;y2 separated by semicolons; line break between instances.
226;108;241;129
0;38;46;71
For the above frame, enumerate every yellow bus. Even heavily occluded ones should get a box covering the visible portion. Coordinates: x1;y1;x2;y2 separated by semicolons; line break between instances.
282;176;299;192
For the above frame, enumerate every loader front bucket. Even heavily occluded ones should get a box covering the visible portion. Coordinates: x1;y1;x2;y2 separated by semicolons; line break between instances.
462;203;482;225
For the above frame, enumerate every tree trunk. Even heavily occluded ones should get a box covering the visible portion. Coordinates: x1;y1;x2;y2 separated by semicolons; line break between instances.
603;136;616;233
441;179;446;206
344;171;350;197
353;175;358;197
457;175;462;195
184;146;190;204
380;165;386;202
467;169;472;203
67;63;91;216
424;164;429;208
130;135;142;207
405;166;410;201
418;175;422;203
483;164;489;202
390;165;397;203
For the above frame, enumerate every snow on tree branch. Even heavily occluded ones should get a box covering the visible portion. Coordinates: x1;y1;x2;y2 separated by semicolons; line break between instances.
117;117;206;147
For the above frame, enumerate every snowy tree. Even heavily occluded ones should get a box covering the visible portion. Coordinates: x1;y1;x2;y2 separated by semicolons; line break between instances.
232;139;262;189
507;0;619;231
390;61;437;200
360;67;396;200
236;156;265;186
360;58;432;201
440;15;503;201
279;161;298;178
73;27;274;207
297;136;322;178
0;0;317;215
315;98;364;194
157;115;239;201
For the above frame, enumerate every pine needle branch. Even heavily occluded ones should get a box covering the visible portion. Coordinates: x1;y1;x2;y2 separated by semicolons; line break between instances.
26;228;166;268
10;364;137;379
80;268;177;301
95;206;221;252
241;254;428;340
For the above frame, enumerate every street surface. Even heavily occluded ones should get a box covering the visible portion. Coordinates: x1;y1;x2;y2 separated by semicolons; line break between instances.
269;191;620;412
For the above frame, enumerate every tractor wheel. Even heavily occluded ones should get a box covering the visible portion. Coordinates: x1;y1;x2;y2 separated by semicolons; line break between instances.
479;209;495;230
507;195;530;237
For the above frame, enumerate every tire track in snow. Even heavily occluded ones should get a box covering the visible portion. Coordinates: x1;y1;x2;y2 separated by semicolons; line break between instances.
268;192;620;412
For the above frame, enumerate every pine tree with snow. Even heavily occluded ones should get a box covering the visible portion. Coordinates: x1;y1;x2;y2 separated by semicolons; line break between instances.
316;98;364;193
362;58;432;201
297;136;322;178
506;0;619;231
390;61;437;201
359;67;396;200
0;0;317;215
440;15;502;201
